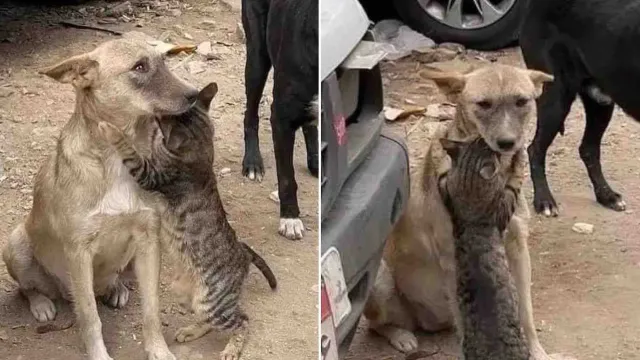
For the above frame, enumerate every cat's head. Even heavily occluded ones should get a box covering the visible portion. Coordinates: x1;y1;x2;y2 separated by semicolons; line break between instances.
155;82;218;167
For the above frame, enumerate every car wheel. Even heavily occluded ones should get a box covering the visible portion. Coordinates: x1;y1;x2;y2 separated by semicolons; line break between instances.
393;0;526;50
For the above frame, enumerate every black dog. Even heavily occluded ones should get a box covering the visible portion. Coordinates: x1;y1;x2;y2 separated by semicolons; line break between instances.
520;0;632;216
241;0;318;239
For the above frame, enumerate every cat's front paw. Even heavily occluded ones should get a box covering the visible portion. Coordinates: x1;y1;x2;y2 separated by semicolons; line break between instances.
97;121;123;144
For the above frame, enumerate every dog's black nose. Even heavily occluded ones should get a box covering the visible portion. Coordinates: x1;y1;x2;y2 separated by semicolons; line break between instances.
497;139;516;151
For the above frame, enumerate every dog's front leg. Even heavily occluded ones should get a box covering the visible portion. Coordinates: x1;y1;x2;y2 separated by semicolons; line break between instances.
66;247;112;360
135;233;175;360
271;118;304;240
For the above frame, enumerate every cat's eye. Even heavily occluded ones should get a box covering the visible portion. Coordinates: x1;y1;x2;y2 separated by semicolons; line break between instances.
515;97;528;107
132;59;149;73
477;100;492;109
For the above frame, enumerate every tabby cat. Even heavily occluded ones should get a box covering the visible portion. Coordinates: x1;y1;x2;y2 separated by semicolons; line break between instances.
98;82;277;360
438;137;528;360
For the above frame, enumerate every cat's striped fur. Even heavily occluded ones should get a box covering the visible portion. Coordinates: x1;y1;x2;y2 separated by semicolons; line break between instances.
98;82;276;359
439;137;528;360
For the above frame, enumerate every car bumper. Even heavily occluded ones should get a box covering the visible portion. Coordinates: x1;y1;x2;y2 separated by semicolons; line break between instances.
320;130;410;356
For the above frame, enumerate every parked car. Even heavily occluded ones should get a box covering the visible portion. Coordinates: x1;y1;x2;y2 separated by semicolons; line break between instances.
319;0;410;358
359;0;527;50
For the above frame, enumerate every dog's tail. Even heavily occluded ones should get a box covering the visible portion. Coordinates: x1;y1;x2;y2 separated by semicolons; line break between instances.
242;242;278;289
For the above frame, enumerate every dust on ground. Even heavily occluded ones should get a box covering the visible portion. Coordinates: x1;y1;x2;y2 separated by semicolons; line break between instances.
347;47;640;360
0;1;318;360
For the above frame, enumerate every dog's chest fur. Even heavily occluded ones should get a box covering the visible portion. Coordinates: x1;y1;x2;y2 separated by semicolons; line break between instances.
89;153;153;217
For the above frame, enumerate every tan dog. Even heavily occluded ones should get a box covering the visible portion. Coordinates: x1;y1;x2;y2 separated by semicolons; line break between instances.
363;63;569;360
2;37;197;360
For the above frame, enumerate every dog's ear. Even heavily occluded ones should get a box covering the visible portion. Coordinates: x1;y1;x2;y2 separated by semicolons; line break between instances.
526;70;554;97
440;138;465;163
420;66;467;100
39;54;99;89
197;82;218;109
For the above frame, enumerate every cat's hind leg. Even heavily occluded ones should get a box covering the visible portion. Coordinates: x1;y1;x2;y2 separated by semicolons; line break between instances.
220;320;249;360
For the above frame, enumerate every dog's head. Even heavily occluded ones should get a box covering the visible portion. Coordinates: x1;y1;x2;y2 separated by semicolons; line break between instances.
40;37;198;126
421;63;553;154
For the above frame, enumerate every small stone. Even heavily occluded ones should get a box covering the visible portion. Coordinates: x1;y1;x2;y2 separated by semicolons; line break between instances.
185;61;206;74
269;190;279;203
219;167;231;176
182;32;194;40
196;41;212;57
572;222;594;234
200;20;216;27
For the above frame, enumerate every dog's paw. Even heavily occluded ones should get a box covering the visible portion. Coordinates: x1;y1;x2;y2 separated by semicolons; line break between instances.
597;190;626;212
387;328;418;353
102;280;130;309
29;293;57;322
279;218;304;240
242;153;264;182
533;195;559;217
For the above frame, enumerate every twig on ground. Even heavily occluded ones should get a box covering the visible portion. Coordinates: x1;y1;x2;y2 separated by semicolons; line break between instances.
59;21;123;36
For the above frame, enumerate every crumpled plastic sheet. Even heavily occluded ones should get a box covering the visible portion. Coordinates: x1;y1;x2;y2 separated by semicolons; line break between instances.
371;19;436;60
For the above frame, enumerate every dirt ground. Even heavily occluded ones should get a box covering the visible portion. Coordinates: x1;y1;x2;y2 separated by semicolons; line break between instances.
347;48;640;360
0;1;317;360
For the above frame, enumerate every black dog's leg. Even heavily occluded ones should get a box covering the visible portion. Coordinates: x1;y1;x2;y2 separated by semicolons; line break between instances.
527;79;576;216
302;123;318;177
578;93;623;211
271;106;304;240
241;0;271;182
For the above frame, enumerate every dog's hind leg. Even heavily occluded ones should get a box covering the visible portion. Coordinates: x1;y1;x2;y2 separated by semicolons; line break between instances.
302;123;319;177
527;77;576;216
578;93;623;211
2;224;59;322
241;0;271;182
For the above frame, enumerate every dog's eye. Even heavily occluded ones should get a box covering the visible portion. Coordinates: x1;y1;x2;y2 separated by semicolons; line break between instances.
477;100;492;109
515;98;528;107
132;60;148;73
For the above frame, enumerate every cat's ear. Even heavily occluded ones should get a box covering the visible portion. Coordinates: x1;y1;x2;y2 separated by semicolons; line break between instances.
197;82;218;110
440;138;465;163
156;117;186;152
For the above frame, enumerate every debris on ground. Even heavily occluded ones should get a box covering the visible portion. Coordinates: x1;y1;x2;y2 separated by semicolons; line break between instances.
572;222;595;234
185;60;207;74
269;190;280;203
384;106;426;122
371;19;435;60
425;103;456;121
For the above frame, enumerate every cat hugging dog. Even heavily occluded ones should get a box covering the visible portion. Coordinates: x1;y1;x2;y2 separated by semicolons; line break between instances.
363;62;578;360
2;36;275;360
439;137;528;360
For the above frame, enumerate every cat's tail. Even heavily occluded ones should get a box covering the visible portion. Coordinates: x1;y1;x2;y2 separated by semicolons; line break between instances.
241;242;278;289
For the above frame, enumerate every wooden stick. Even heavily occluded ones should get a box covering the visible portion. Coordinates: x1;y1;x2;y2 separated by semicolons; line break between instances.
59;21;123;36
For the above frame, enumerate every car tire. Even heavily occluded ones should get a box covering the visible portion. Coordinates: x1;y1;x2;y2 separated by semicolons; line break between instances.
393;0;526;50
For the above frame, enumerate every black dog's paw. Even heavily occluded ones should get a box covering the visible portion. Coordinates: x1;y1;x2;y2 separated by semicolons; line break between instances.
307;154;319;178
242;152;265;182
533;192;559;217
596;189;626;212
